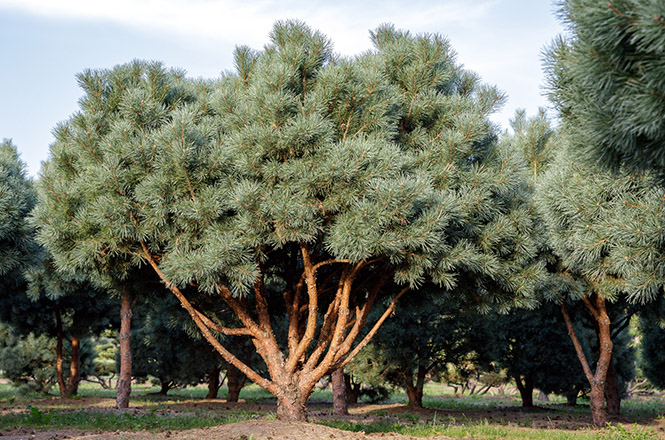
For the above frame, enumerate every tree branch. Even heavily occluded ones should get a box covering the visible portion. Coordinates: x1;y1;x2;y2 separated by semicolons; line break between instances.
139;241;276;395
560;300;595;384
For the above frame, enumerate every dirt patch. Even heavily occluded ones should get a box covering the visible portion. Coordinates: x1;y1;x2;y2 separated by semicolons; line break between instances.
70;420;456;440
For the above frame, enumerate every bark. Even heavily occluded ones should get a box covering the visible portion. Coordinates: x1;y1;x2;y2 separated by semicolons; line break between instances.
276;383;308;421
116;290;133;409
344;374;361;404
561;295;613;426
55;306;66;398
226;364;246;402
66;333;81;396
405;365;427;408
332;367;348;415
514;374;534;408
206;366;221;399
605;360;621;416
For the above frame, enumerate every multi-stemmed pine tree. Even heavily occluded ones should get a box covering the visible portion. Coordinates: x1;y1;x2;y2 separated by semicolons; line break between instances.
540;0;665;425
35;22;542;420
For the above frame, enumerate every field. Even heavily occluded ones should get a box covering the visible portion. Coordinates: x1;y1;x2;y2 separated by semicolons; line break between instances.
1;381;664;440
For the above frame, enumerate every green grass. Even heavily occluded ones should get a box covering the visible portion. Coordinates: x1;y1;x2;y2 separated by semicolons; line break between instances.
319;418;661;440
0;405;262;431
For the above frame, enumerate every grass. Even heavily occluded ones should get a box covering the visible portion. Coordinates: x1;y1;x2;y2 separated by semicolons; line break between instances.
319;419;661;440
0;405;263;431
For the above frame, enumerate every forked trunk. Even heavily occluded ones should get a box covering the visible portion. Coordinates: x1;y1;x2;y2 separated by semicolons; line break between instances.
226;364;246;402
332;367;348;415
605;360;621;416
514;374;534;408
206;366;221;399
405;365;426;408
116;290;133;409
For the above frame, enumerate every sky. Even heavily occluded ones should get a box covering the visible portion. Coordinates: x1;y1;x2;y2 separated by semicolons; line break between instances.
0;0;564;177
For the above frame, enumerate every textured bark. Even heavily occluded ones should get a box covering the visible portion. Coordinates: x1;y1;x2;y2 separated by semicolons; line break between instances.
605;360;621;416
116;290;133;409
332;367;348;415
514;375;534;408
276;383;307;421
66;333;81;396
206;366;221;399
226;364;246;402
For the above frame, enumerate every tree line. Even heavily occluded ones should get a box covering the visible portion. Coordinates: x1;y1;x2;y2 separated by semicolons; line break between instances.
2;0;665;426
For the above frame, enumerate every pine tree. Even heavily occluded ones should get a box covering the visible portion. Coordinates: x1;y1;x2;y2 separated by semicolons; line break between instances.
0;139;38;287
35;23;542;421
544;0;665;175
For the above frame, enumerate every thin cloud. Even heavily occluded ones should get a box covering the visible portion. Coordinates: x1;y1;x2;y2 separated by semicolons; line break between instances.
0;0;498;55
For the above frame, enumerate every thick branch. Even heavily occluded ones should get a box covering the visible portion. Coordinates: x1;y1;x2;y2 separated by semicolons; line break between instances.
337;286;409;370
193;310;253;336
139;242;276;395
560;301;595;385
285;243;321;374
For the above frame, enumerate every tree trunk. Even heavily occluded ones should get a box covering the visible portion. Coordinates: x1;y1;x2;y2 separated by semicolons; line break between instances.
566;389;578;406
226;364;246;402
332;367;348;415
344;374;361;404
206;366;221;399
514;374;534;408
158;379;172;395
405;365;426;408
276;385;307;421
54;306;67;398
561;296;612;426
116;290;133;409
66;333;81;396
605;360;621;416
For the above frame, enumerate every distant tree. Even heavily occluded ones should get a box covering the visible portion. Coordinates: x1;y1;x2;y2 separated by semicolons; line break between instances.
34;23;543;421
0;323;56;394
348;291;495;408
131;295;220;395
0;139;38;285
23;256;116;397
638;299;665;390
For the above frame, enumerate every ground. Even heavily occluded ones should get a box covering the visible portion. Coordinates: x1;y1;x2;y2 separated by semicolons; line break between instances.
1;385;664;439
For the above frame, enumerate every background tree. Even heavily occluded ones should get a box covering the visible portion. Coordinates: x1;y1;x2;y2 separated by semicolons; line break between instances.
35;23;542;421
23;255;116;397
0;139;38;286
130;295;221;396
349;290;495;408
638;299;665;390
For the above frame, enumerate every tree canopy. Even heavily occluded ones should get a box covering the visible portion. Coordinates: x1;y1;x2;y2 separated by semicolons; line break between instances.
34;22;543;420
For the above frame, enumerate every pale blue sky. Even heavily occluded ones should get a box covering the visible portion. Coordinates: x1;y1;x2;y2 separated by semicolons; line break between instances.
0;0;563;177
